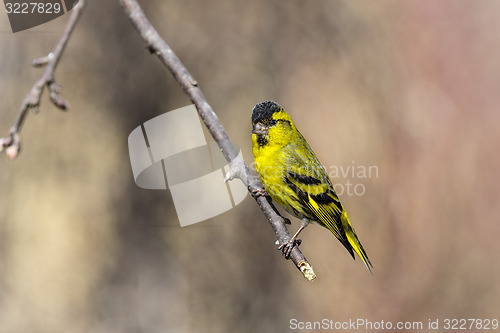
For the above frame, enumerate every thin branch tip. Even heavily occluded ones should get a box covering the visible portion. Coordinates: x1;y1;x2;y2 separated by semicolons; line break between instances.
1;0;86;159
298;260;316;281
49;82;70;110
6;145;20;160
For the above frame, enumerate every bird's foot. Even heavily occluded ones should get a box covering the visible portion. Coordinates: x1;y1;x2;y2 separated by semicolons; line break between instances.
251;188;269;198
278;238;302;259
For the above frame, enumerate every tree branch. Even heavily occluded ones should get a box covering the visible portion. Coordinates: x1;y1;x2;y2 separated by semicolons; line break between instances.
0;0;87;160
119;0;316;280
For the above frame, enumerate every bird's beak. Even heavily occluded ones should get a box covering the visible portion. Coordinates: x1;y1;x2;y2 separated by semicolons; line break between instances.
252;122;268;136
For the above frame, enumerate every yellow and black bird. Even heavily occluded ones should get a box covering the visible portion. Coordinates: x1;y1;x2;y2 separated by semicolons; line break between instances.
251;101;372;273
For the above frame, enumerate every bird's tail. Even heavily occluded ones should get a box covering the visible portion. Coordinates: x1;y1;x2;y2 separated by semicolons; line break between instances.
341;211;373;274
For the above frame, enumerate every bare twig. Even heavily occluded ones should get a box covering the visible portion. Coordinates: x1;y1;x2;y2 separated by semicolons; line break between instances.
119;0;316;280
0;0;87;160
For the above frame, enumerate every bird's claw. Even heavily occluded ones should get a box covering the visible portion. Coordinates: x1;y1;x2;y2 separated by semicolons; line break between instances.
251;188;269;198
278;238;302;259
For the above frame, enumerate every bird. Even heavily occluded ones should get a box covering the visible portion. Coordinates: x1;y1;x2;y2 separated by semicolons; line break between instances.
251;100;372;273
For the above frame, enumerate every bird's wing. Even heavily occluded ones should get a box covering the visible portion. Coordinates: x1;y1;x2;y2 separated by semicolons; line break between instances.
284;170;355;259
283;139;348;242
284;172;342;235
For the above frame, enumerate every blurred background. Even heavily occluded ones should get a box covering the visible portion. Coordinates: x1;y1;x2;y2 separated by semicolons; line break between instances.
1;1;499;332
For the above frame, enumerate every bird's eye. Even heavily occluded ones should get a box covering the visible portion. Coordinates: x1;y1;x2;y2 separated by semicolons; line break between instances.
268;120;277;126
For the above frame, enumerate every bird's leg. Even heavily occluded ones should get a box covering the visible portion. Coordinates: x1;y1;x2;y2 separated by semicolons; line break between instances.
278;220;309;259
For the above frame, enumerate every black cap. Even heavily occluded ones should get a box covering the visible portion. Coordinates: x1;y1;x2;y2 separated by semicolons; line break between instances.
252;100;281;124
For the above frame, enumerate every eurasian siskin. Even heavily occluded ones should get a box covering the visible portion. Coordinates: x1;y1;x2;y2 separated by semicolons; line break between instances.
251;100;372;273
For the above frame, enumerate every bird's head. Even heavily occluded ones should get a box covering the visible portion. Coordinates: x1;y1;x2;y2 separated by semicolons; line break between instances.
251;101;295;147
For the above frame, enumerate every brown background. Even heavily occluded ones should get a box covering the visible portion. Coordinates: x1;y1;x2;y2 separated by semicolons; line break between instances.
1;1;499;332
